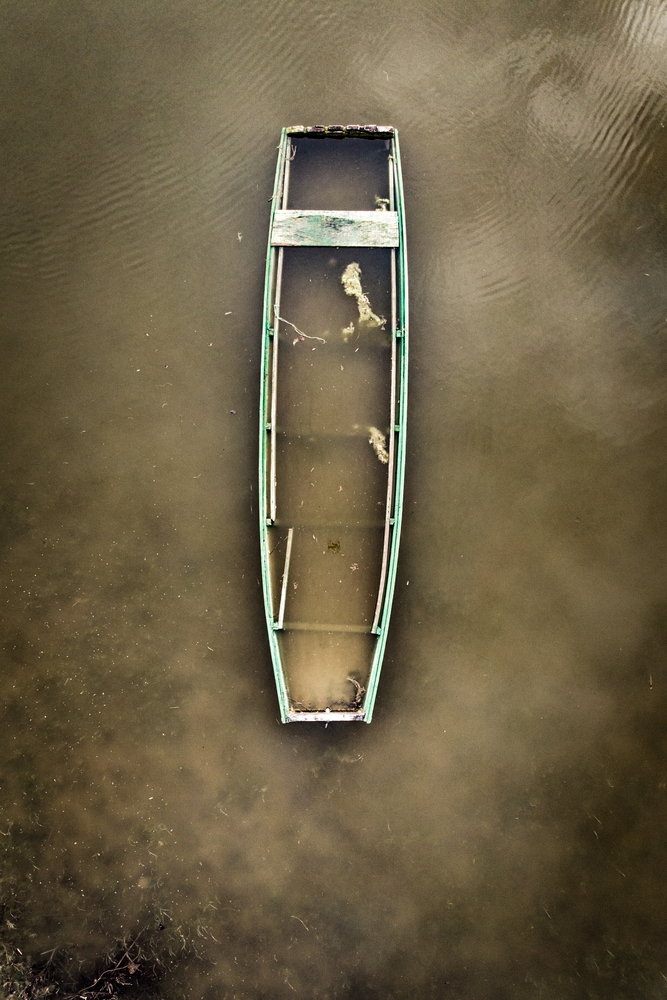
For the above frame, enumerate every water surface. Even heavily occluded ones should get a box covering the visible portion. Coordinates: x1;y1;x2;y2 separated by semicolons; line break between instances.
2;0;667;996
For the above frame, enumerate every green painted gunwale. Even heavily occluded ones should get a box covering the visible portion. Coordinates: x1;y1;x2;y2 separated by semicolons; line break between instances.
259;127;408;723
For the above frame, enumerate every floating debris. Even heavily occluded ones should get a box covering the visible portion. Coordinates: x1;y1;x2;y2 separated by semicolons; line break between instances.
341;263;385;338
368;426;389;464
342;321;355;343
274;305;326;344
347;675;366;709
375;195;390;211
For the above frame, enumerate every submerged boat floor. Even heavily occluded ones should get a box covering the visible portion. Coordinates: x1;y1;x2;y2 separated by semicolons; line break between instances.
279;629;374;711
269;338;392;711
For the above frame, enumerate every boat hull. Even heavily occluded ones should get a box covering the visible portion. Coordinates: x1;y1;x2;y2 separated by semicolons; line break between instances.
259;127;408;723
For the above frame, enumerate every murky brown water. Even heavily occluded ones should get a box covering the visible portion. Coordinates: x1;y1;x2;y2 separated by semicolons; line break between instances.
2;0;667;996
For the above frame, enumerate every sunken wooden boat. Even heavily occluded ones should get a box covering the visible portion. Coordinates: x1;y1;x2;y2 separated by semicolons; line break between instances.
259;125;408;723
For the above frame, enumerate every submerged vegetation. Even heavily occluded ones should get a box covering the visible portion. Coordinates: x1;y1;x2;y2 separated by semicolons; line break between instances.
368;426;389;464
0;907;216;999
341;262;386;341
0;911;209;999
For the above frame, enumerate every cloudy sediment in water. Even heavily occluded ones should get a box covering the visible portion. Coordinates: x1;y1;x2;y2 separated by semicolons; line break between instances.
2;0;667;996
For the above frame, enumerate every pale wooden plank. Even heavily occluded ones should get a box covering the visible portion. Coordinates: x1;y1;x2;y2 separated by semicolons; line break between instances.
271;209;399;247
286;711;366;722
276;527;294;630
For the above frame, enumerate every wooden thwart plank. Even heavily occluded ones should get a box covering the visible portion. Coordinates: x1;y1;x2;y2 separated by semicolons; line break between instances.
271;209;399;247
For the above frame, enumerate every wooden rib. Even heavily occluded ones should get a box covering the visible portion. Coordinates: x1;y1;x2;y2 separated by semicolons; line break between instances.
274;427;387;440
281;622;372;633
276;527;294;629
272;519;385;529
269;141;292;522
372;152;399;633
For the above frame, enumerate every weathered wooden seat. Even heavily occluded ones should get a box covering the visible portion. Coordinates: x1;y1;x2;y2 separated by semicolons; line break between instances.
271;209;399;247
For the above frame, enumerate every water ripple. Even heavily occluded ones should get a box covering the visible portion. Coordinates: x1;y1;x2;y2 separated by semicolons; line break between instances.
523;12;667;254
